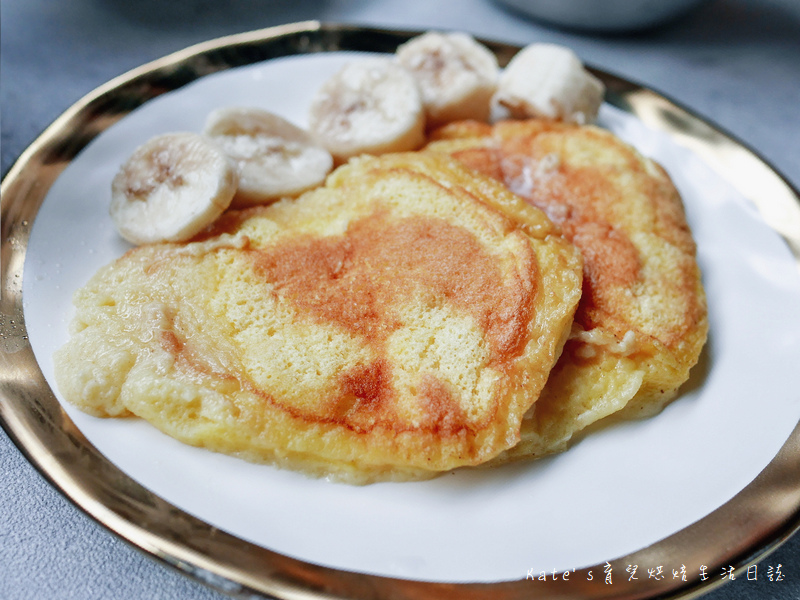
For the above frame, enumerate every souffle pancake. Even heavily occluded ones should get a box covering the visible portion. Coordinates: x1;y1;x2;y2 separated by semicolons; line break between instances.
426;119;708;461
54;152;583;482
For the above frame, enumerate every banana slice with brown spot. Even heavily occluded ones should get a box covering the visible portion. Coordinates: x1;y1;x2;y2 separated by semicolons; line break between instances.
110;132;238;245
396;31;499;126
204;107;333;206
308;58;426;162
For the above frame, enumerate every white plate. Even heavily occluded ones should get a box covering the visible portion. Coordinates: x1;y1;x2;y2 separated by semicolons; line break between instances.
5;24;800;596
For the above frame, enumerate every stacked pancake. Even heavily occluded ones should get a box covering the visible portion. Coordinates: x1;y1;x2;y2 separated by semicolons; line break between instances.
54;152;583;482
426;119;708;461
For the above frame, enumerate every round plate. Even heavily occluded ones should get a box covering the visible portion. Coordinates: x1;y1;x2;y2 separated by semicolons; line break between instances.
3;22;800;599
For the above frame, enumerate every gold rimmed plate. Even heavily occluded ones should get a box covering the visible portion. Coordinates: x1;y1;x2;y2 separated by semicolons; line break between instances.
3;22;800;599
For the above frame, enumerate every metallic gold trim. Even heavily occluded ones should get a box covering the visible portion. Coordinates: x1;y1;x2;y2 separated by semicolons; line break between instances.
2;22;800;600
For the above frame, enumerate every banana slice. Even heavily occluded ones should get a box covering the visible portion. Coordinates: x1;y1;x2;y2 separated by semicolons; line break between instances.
492;43;605;125
110;132;237;245
308;58;425;162
204;107;333;206
395;31;499;126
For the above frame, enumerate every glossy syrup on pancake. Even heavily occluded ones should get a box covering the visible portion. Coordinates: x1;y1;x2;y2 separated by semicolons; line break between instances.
426;119;708;460
54;151;583;482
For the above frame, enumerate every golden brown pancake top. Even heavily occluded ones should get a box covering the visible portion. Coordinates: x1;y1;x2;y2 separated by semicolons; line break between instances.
196;205;537;436
428;119;704;353
427;119;708;459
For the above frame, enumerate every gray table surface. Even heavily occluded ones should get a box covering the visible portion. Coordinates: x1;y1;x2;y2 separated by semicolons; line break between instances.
2;1;799;598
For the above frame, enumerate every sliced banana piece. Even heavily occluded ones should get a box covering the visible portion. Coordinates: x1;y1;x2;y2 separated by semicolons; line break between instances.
492;43;605;125
204;107;333;206
395;31;499;126
308;58;426;162
110;132;237;245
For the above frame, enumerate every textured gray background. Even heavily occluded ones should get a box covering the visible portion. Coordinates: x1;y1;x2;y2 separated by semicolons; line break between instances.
2;1;799;598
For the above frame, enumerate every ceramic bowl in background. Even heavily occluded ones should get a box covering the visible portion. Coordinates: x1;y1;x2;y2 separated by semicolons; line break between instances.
495;0;708;32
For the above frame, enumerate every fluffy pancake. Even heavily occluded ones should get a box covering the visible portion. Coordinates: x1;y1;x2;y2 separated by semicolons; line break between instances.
54;151;582;482
426;119;708;460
